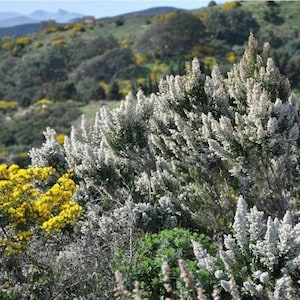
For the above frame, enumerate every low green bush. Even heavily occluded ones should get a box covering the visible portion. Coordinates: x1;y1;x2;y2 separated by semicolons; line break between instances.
113;227;216;298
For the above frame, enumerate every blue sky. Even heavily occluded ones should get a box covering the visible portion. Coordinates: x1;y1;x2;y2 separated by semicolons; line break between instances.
0;1;225;18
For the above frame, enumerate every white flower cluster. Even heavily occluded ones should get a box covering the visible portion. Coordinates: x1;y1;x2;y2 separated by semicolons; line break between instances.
193;197;300;298
29;127;68;174
204;34;300;216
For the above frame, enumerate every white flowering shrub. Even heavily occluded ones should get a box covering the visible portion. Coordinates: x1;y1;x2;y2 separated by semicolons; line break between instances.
23;34;300;298
30;34;300;234
149;56;238;232
29;127;69;175
204;34;299;217
191;196;300;299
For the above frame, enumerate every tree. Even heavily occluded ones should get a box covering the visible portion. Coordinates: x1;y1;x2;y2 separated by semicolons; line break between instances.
40;45;70;83
208;1;217;7
68;35;119;68
136;11;205;57
108;81;121;100
70;48;134;84
89;83;106;100
115;17;125;26
263;0;283;25
49;80;77;102
272;38;300;88
205;7;259;44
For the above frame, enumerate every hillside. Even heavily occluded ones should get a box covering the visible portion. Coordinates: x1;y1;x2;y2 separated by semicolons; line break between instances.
0;23;40;37
1;0;300;166
0;9;83;29
0;6;178;35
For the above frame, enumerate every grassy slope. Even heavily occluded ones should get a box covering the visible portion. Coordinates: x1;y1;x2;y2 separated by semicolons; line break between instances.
78;100;120;121
3;2;300;59
33;1;300;119
241;1;299;42
77;0;300;119
6;1;300;77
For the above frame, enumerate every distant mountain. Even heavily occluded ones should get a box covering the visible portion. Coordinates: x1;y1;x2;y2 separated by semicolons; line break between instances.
0;9;83;28
0;6;181;32
0;11;21;20
0;16;38;28
0;23;40;38
29;9;83;23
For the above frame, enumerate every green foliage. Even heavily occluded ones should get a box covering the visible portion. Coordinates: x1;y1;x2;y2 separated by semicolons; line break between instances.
49;80;77;102
208;1;217;7
0;124;15;147
205;6;259;44
136;11;205;58
89;82;106;101
69;35;118;66
11;103;79;147
115;17;125;26
0;102;80;166
115;199;300;299
108;81;122;100
272;38;300;88
263;3;283;24
0;1;300;112
113;227;215;298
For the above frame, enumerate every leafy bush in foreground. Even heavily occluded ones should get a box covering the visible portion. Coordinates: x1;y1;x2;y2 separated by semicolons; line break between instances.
113;227;215;298
115;197;300;299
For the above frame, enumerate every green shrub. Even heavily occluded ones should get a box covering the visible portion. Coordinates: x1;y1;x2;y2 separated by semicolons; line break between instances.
115;198;300;299
113;227;216;298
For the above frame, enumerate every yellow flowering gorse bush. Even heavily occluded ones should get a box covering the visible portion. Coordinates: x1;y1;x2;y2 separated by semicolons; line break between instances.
0;100;18;111
0;164;82;255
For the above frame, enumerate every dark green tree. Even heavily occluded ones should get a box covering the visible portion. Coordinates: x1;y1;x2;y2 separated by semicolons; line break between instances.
49;81;77;102
205;7;259;44
136;11;205;57
208;0;217;7
40;45;70;83
108;81;121;100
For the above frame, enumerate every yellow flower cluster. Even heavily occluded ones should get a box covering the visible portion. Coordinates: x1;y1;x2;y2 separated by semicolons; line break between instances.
99;81;110;95
15;37;31;47
0;100;18;111
222;1;241;10
69;23;85;37
47;26;58;33
154;11;177;21
56;133;65;145
0;164;82;256
51;39;66;47
149;60;168;83
34;98;53;106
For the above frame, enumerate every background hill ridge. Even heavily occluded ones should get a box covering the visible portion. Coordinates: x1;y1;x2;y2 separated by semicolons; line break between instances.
0;9;84;27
